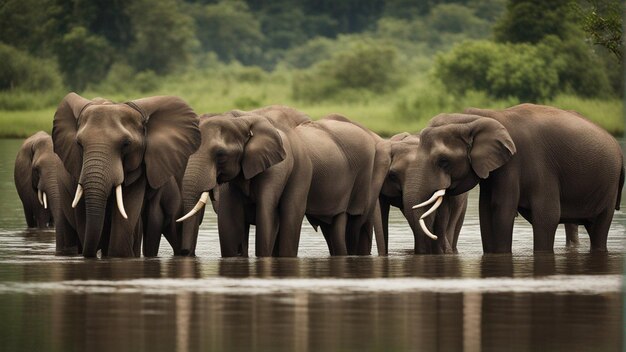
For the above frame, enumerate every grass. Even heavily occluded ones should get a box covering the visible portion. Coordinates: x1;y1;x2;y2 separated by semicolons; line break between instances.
0;68;622;138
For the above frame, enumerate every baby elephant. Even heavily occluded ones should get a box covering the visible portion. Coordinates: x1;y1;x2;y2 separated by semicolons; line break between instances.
380;132;468;254
14;131;59;228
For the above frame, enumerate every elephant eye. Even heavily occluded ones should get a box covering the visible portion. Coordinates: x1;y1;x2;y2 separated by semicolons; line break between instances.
437;157;450;169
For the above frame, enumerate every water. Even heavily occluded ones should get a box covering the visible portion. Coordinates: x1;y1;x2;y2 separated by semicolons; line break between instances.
0;139;623;351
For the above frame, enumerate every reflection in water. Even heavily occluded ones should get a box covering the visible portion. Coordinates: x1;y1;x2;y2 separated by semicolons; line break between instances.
0;138;623;351
1;283;621;352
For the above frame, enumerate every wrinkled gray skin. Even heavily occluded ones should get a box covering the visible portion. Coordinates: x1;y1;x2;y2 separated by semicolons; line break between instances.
142;176;184;256
52;93;200;258
412;104;624;253
181;108;389;257
180;106;310;256
14;131;57;228
13;131;84;255
380;132;468;254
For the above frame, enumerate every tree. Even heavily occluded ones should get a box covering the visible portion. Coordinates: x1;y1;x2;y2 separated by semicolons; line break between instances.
575;0;623;60
192;0;264;64
494;0;574;43
55;26;114;90
127;0;198;74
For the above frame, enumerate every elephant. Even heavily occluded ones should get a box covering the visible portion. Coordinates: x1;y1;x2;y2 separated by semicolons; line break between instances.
178;106;312;256
14;131;57;228
52;93;200;258
13;131;85;254
379;132;468;254
408;103;624;253
178;110;389;257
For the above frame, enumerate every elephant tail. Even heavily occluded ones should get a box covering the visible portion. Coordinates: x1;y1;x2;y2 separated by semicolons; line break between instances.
616;164;624;210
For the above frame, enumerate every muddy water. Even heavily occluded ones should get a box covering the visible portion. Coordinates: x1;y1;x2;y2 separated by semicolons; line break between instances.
0;139;622;351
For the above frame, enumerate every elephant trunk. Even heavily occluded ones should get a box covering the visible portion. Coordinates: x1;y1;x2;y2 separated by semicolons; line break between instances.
404;192;433;254
80;148;120;258
180;154;216;256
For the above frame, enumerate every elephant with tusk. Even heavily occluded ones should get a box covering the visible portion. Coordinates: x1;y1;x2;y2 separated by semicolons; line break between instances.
52;93;200;258
379;132;468;254
14;131;58;229
408;104;624;253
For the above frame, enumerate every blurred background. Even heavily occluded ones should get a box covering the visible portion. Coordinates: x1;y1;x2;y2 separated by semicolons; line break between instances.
0;0;622;137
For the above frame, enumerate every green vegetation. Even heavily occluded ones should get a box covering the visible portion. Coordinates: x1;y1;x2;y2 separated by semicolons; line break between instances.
0;0;622;138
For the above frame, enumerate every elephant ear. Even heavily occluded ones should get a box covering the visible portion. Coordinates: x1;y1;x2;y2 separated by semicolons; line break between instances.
390;132;411;141
52;92;92;181
242;116;286;179
467;117;516;179
129;96;201;189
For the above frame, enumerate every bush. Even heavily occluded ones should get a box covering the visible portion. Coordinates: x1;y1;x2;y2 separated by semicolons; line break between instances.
434;40;562;102
89;62;161;95
292;39;401;102
55;26;114;91
0;43;63;92
540;35;613;98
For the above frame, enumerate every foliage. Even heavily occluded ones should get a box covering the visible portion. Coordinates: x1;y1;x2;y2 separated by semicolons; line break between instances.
191;0;264;65
55;26;114;91
0;0;61;56
494;0;575;43
574;0;623;60
292;40;401;102
127;0;198;74
434;40;563;102
0;44;64;93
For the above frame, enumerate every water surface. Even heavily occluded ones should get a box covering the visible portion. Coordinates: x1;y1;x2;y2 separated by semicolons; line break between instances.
0;139;622;351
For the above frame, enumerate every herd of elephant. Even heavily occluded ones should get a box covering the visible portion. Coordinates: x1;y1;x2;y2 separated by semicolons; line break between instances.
14;93;624;258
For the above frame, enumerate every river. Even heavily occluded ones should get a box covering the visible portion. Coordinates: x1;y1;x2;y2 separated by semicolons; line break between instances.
0;139;622;351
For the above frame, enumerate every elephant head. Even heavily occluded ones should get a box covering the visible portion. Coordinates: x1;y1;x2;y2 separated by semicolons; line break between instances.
385;114;515;253
178;113;285;256
14;131;60;228
52;93;200;257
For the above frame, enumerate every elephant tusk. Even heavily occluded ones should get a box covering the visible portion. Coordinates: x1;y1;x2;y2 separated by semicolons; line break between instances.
412;189;446;209
71;184;83;208
43;192;48;209
176;192;209;222
37;189;44;206
419;218;438;240
115;185;128;219
420;196;443;219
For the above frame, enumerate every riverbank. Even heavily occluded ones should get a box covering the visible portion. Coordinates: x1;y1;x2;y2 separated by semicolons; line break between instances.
0;73;621;138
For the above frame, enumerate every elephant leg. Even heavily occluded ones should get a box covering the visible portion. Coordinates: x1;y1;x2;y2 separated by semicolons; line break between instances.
480;176;519;253
255;205;280;257
448;196;467;253
142;203;163;257
433;202;452;254
356;219;373;255
529;187;560;252
564;224;579;246
108;179;145;257
22;203;36;228
345;216;360;255
218;186;249;257
35;208;50;228
378;198;390;255
55;215;78;255
162;217;180;255
275;176;309;257
585;208;613;252
328;213;348;256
